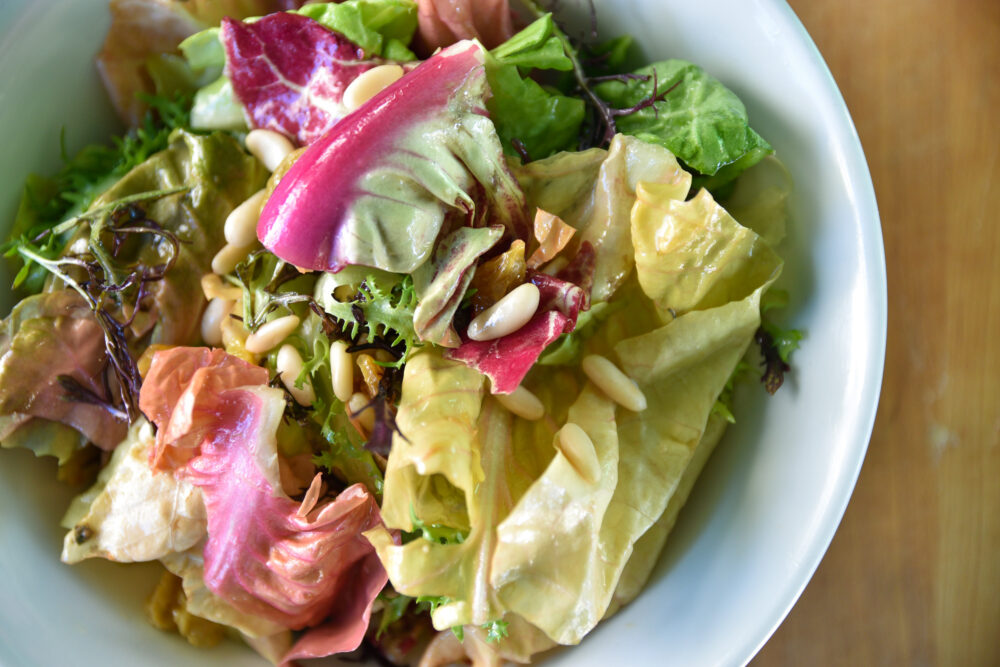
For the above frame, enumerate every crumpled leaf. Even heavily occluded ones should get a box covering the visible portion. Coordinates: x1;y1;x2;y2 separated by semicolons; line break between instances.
412;225;503;347
0;291;125;450
97;0;311;125
139;346;268;470
61;419;206;564
719;154;793;247
514;134;691;302
445;273;586;394
631;184;781;320
258;40;528;274
137;346;389;660
414;0;514;54
184;385;385;639
222;12;385;146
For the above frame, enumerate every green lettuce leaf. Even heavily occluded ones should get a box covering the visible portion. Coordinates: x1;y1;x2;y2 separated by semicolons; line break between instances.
485;15;584;160
594;59;772;178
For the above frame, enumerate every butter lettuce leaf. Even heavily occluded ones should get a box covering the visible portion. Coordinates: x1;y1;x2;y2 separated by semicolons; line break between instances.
368;166;784;648
514;134;691;302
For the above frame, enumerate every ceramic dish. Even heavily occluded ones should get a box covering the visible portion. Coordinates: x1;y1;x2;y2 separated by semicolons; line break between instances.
0;0;885;665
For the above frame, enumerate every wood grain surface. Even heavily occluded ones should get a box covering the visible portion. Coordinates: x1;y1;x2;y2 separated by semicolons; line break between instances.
754;1;1000;665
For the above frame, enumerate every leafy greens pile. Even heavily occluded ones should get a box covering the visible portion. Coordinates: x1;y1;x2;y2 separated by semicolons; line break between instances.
0;1;802;665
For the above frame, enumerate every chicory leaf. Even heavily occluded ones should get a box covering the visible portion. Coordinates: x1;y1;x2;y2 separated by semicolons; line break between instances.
593;59;772;178
412;226;504;347
257;40;528;274
444;273;586;394
221;12;383;145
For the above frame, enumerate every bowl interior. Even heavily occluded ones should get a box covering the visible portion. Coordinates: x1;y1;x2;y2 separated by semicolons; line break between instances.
0;1;885;665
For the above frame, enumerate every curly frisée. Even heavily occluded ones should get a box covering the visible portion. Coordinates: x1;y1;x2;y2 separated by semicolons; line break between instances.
0;0;803;664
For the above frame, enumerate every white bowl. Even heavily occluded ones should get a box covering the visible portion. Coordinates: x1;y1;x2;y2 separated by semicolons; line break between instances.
0;1;885;665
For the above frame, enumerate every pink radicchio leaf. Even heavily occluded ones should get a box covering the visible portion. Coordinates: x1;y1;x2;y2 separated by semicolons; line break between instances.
184;385;386;643
139;347;269;471
222;12;382;146
257;39;528;274
445;274;587;394
555;240;597;300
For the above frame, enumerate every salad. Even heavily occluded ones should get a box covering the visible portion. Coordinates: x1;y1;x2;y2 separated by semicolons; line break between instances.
0;0;802;664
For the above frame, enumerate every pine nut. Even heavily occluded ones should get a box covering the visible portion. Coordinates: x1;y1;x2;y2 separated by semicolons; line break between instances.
245;129;295;172
330;340;354;403
467;283;540;342
211;243;251;275
495;385;545;421
581;354;648;412
244;315;301;354
343;64;405;112
201;273;242;301
348;392;375;434
277;344;315;406
556;423;601;484
200;297;234;346
223;189;267;247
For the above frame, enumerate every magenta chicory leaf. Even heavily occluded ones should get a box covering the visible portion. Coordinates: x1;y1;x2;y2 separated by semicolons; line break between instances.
445;274;586;393
222;12;382;145
257;39;528;274
137;347;388;659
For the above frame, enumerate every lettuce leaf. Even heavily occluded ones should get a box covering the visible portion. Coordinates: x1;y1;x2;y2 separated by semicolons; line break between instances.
258;40;528;274
135;346;389;660
594;59;772;179
631;184;781;320
368;167;784;647
485;15;584;160
297;0;418;60
513;135;691;303
0;291;125;450
61;419;206;564
139;347;269;470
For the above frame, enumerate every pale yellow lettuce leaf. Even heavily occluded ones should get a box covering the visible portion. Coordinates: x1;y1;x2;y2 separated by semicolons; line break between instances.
371;148;784;651
632;184;781;320
61;419;206;564
721;154;792;247
514;135;691;302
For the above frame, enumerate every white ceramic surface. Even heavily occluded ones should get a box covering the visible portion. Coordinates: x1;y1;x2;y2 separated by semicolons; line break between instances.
0;1;885;666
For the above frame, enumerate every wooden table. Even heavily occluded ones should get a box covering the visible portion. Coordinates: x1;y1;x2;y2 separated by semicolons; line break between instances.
754;2;1000;664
